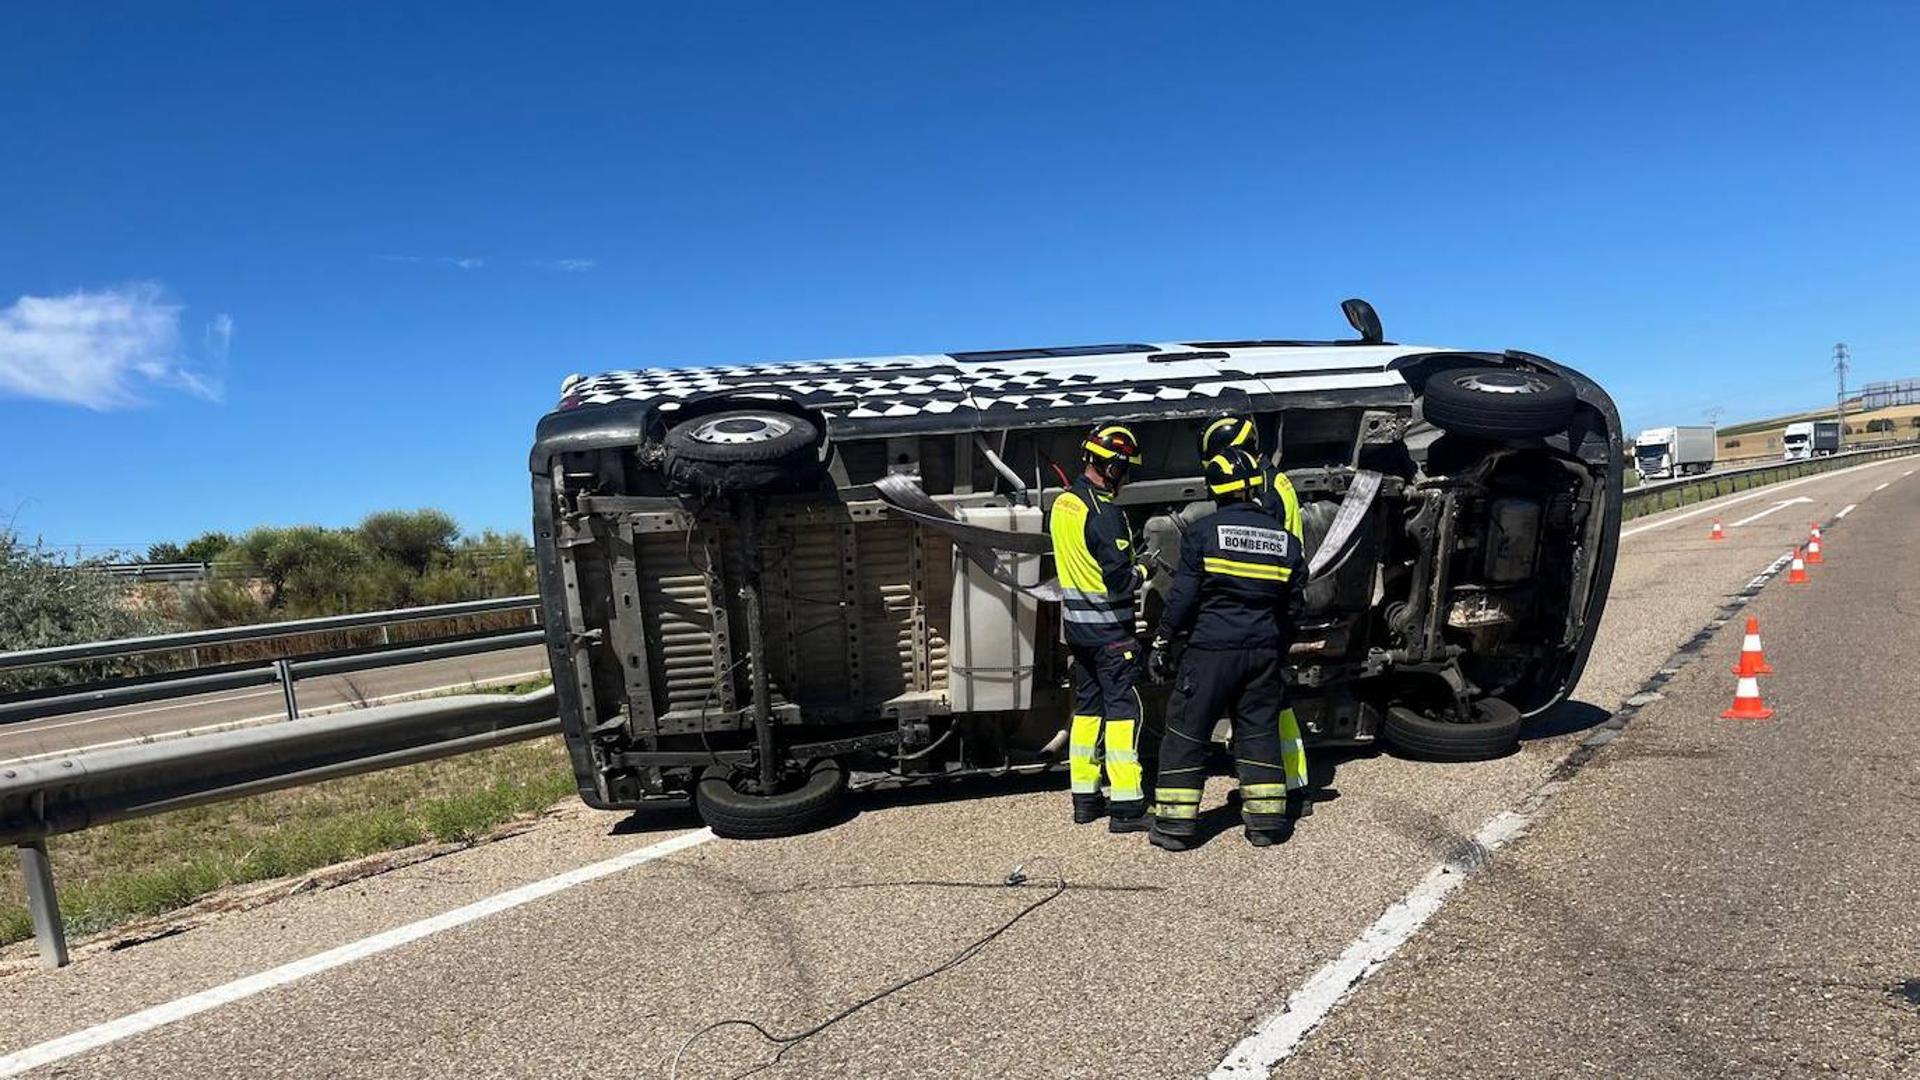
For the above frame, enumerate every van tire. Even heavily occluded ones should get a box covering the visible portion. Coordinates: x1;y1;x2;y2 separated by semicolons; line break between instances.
694;759;847;839
666;410;819;465
1384;698;1522;761
1421;368;1576;440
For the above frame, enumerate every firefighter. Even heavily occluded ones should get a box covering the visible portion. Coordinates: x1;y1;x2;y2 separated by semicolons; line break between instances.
1048;422;1151;833
1144;446;1310;850
1199;414;1302;542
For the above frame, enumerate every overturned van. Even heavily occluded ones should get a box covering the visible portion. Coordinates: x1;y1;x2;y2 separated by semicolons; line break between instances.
530;301;1622;837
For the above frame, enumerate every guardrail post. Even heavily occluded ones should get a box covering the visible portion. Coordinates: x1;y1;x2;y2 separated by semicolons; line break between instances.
275;659;299;721
18;840;68;968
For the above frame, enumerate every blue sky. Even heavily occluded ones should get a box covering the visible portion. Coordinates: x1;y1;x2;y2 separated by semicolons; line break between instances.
4;3;1917;554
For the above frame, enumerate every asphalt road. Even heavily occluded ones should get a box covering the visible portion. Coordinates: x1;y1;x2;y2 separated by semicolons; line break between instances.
1279;464;1920;1079
0;453;1914;1080
0;645;549;765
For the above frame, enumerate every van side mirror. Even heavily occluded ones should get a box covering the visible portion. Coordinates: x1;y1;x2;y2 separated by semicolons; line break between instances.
1341;298;1384;344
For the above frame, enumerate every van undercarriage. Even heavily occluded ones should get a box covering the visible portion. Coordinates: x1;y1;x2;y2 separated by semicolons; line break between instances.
532;327;1622;837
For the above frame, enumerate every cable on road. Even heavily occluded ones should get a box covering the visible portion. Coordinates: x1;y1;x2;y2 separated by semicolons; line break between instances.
667;858;1105;1080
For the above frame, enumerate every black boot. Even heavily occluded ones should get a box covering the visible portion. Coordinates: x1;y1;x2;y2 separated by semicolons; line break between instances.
1149;822;1194;851
1107;800;1150;834
1245;822;1294;847
1287;789;1314;820
1072;793;1106;825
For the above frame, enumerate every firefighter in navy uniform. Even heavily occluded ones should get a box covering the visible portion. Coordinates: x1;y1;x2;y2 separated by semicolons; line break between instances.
1048;423;1151;833
1145;447;1311;849
1199;414;1302;542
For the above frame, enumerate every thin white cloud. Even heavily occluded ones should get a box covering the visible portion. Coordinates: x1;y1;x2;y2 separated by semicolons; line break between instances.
529;258;596;272
379;254;487;270
0;284;228;410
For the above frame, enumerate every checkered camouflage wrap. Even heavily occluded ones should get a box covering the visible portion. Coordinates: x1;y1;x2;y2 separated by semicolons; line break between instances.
556;355;1286;420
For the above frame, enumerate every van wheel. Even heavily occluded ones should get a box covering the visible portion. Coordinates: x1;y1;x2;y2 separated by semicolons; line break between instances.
1384;698;1522;762
1420;368;1576;440
694;759;847;839
666;410;819;465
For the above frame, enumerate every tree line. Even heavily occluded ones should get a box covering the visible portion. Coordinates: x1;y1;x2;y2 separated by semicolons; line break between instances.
1;510;536;693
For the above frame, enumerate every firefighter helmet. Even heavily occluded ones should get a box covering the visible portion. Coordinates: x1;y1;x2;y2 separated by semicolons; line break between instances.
1082;423;1143;465
1082;423;1142;490
1199;414;1258;457
1204;447;1266;498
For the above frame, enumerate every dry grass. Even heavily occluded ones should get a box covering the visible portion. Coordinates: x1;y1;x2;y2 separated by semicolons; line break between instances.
0;716;573;948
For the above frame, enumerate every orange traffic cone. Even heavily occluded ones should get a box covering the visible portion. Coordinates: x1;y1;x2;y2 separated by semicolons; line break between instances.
1786;548;1809;584
1732;616;1774;677
1709;519;1726;541
1805;529;1823;564
1721;673;1775;720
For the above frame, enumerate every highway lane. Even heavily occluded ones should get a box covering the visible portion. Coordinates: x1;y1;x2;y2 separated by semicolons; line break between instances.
0;452;1914;1080
0;644;550;765
1279;465;1920;1079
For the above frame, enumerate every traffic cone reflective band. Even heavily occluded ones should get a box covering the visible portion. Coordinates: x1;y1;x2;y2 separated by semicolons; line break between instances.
1786;549;1809;584
1732;616;1774;677
1805;530;1823;564
1709;519;1725;541
1721;673;1774;720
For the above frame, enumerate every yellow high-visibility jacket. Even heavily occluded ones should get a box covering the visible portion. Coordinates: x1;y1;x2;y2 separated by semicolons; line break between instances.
1048;476;1140;646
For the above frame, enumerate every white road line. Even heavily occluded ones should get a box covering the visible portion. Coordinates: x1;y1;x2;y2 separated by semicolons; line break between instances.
0;827;716;1078
1726;496;1812;528
1874;482;1890;492
0;670;551;767
16;688;286;733
1212;542;1809;1078
1212;810;1534;1077
1837;504;1857;519
1619;456;1911;540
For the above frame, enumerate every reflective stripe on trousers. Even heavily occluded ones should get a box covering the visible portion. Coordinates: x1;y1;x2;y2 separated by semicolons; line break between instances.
1279;707;1308;790
1069;714;1104;794
1069;714;1144;800
1152;786;1202;821
1104;718;1143;802
1241;782;1289;816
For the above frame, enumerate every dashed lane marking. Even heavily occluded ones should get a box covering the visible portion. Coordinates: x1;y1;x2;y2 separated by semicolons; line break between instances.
1875;482;1890;491
1618;455;1912;540
1837;504;1857;519
1209;539;1810;1078
0;828;718;1078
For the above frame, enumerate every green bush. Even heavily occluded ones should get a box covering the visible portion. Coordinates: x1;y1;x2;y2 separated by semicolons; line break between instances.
0;532;166;693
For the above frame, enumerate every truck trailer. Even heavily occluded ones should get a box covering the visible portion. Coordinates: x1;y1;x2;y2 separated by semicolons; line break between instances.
1633;425;1716;480
528;300;1625;837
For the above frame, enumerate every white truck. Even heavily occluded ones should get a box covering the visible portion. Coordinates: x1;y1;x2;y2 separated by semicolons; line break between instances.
1633;425;1716;480
1782;420;1842;460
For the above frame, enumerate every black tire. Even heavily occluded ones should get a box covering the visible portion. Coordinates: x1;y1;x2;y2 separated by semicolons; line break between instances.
665;409;819;465
694;758;847;839
1421;367;1576;440
1384;697;1522;762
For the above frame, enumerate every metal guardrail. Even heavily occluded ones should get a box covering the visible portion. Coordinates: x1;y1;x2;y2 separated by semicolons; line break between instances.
0;626;548;726
0;594;540;673
1;689;561;968
1621;441;1920;520
100;561;211;583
